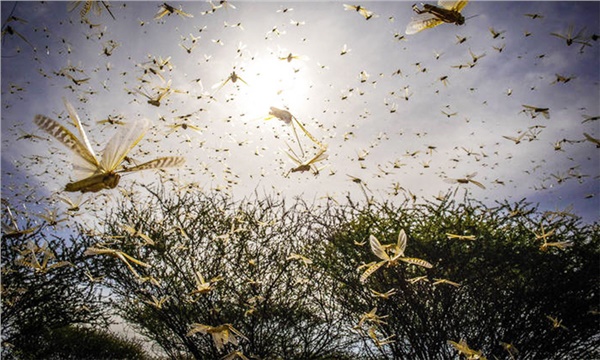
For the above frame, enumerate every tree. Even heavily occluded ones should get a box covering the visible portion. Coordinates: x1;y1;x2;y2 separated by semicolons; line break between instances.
1;201;122;359
79;185;353;359
311;193;599;359
11;324;149;360
15;185;598;359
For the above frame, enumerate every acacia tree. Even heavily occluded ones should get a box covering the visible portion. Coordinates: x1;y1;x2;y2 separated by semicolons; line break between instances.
80;185;353;359
310;194;599;359
0;203;142;359
42;184;598;359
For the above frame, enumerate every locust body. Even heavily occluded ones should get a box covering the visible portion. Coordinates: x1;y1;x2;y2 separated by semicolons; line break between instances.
64;172;120;193
413;4;465;25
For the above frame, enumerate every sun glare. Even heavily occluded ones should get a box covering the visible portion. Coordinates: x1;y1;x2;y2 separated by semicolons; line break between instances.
236;55;311;119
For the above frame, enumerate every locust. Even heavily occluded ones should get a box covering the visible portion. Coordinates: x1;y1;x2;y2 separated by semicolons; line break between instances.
34;98;185;193
406;1;469;34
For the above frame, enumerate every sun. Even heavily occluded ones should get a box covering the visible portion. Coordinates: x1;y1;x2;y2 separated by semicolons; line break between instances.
235;54;311;120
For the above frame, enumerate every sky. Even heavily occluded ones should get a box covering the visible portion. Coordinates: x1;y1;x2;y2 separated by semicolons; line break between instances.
1;0;599;227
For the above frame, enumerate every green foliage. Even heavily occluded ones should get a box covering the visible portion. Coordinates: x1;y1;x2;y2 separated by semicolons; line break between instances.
313;194;599;359
81;186;353;359
46;186;599;359
1;203;112;360
6;325;149;360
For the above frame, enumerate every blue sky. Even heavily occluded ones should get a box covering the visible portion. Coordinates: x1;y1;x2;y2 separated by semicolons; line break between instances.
2;1;599;225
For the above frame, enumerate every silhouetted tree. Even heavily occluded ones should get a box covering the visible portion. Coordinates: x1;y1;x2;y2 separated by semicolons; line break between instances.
1;202;117;359
311;193;599;359
27;185;598;359
12;325;150;360
80;185;353;359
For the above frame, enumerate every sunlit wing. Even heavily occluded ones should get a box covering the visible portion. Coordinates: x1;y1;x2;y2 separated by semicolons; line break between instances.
360;261;385;283
284;148;303;165
369;235;390;261
69;1;114;19
406;15;443;35
63;98;105;179
154;8;170;20
176;10;193;18
63;98;97;161
100;118;150;172
439;0;469;12
123;224;155;245
453;0;469;12
448;339;465;352
211;77;231;93
85;247;150;278
401;257;433;268
470;179;486;189
305;145;329;164
120;156;185;173
446;233;476;241
370;288;397;298
583;133;600;146
396;229;407;256
34;114;100;178
407;275;428;284
311;150;329;164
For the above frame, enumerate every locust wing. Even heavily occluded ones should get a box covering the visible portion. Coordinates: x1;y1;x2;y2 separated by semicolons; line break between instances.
33;114;100;179
406;14;444;35
308;146;329;164
439;0;469;12
63;98;97;162
469;179;486;189
400;257;433;268
394;229;407;258
154;5;170;20
100;118;150;172
369;235;390;261
62;98;104;178
120;156;185;173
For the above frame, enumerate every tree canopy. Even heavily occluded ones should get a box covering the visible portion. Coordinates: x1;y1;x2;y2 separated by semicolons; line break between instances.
62;185;599;359
1;201;148;360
